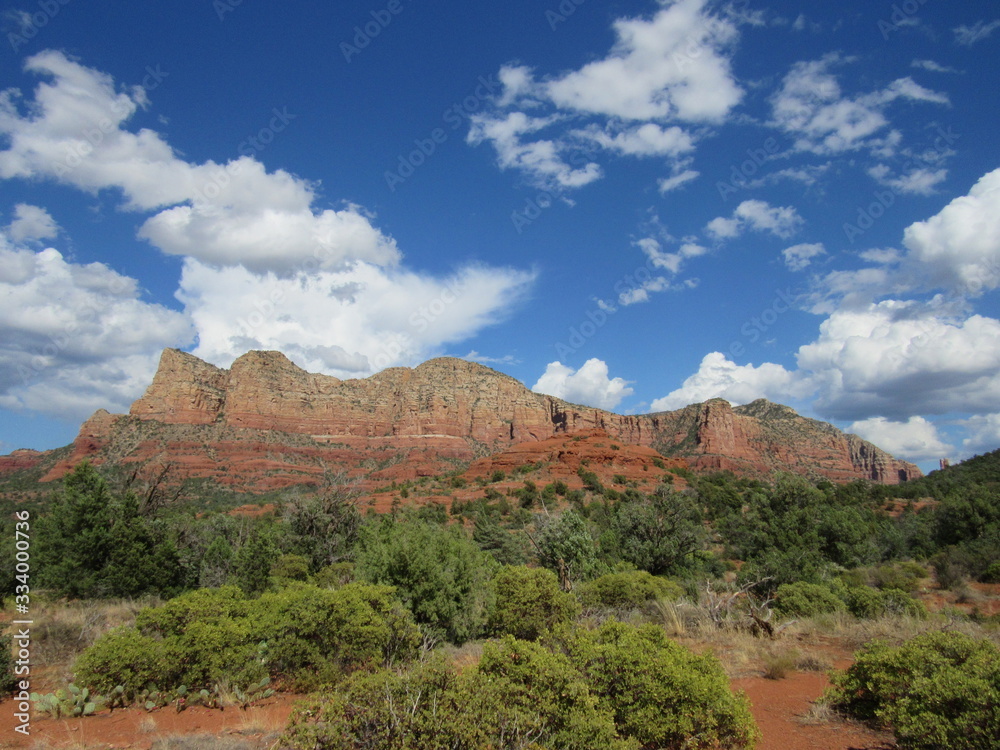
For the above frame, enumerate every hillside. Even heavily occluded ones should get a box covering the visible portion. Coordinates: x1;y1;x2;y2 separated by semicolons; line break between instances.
0;348;921;497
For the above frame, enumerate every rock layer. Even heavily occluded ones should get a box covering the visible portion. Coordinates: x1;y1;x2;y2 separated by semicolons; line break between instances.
22;349;921;492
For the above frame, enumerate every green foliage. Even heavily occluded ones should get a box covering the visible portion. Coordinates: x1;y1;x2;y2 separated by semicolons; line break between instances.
0;635;16;697
773;581;846;618
577;467;604;494
575;570;683;611
556;621;760;750
31;684;101;718
829;631;1000;750
603;489;706;576
488;566;579;640
356;514;494;643
473;513;529;566
535;510;602;585
253;582;420;687
230;526;279;594
270;553;311;581
837;583;927;620
73;626;174;699
36;462;183;599
78;583;419;696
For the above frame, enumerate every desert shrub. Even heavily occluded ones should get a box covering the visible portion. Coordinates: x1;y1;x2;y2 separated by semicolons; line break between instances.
282;645;629;750
829;631;1000;750
253;582;420;686
0;635;16;697
311;562;355;588
604;490;707;576
982;560;1000;583
473;514;529;566
535;510;602;584
270;553;311;582
82;583;419;695
868;562;926;592
73;626;174;699
356;514;494;643
575;570;684;611
487;566;578;641
839;584;927;620
557;621;759;749
773;581;846;618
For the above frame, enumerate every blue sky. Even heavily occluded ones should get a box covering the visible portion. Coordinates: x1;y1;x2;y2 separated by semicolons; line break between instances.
1;0;998;473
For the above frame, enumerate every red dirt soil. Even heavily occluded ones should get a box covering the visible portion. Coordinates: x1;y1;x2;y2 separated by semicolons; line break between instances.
1;670;898;750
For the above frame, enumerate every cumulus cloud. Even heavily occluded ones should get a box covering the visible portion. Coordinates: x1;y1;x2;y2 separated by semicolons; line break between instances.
961;413;1000;456
901;167;1000;296
651;352;810;411
0;51;400;275
5;204;59;242
911;59;959;74
468;0;743;192
178;260;535;376
533;359;634;410
783;242;826;271
0;237;194;420
798;301;1000;421
706;200;804;241
770;54;948;156
849;416;954;462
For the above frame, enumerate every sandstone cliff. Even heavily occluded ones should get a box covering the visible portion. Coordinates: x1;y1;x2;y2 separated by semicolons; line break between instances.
22;348;921;492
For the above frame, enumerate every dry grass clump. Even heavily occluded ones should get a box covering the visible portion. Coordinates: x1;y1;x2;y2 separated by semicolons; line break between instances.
30;597;156;669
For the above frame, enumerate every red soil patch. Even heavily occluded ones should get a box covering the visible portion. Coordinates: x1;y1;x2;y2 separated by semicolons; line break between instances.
733;671;894;750
0;694;302;749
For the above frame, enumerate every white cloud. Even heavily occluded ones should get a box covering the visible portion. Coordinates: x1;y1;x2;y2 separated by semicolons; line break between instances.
658;169;700;193
868;164;948;196
954;20;1000;46
798;300;1000;420
706;200;804;241
178;260;536;376
0;51;401;275
783;242;826;271
849;416;954;462
544;0;742;122
901;168;1000;296
961;413;1000;456
5;204;58;242
911;59;959;74
468;0;744;191
0;238;194;420
651;352;810;411
533;359;634;410
467;111;603;191
770;55;948;156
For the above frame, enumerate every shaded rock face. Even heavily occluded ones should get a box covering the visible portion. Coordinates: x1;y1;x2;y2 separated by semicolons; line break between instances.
24;349;922;492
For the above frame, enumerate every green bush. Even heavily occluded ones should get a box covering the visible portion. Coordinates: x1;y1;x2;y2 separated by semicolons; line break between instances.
868;562;926;592
356;515;494;643
73;626;174;699
829;631;1000;750
487;566;578;640
0;635;17;697
558;621;759;750
282;645;629;750
79;583;420;695
253;582;420;686
575;571;683;611
773;581;846;618
839;584;927;620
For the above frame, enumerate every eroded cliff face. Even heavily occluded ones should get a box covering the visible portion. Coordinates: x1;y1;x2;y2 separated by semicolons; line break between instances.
26;349;922;491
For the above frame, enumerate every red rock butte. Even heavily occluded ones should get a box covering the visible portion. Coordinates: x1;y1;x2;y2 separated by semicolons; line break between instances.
19;349;920;492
